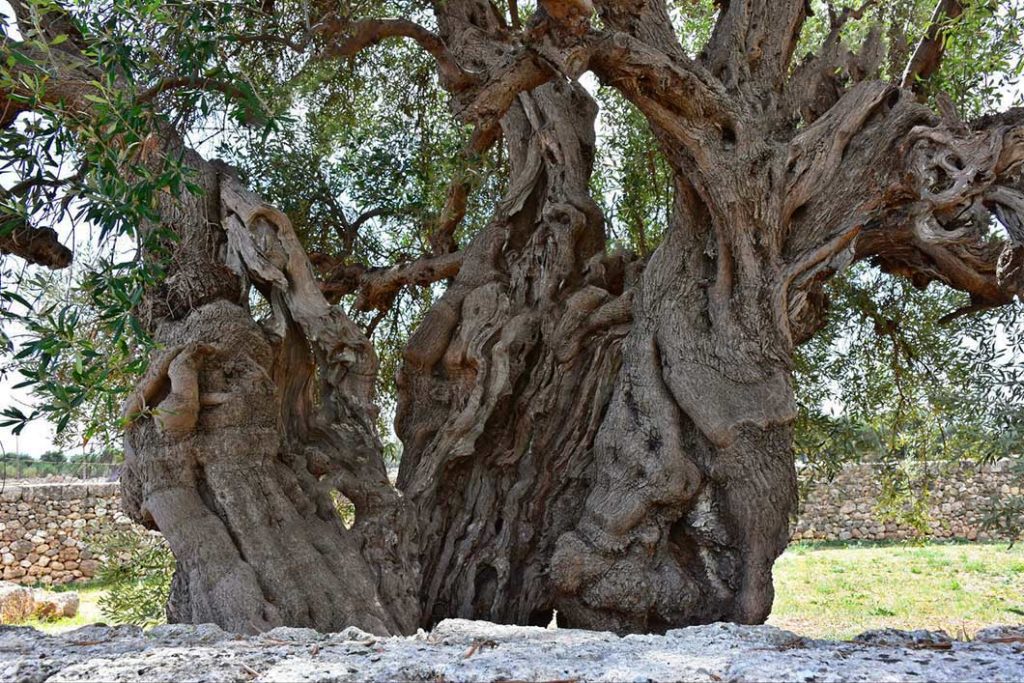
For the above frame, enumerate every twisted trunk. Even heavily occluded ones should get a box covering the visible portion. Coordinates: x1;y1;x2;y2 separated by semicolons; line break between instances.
120;143;419;635
398;116;800;631
396;77;635;626
392;0;799;633
551;183;798;631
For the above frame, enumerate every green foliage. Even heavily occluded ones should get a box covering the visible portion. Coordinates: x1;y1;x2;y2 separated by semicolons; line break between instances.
1;260;147;447
794;265;1024;528
331;490;357;528
96;530;174;628
791;0;1023;114
40;450;65;463
929;1;1024;116
592;86;671;256
1;0;294;450
669;0;717;54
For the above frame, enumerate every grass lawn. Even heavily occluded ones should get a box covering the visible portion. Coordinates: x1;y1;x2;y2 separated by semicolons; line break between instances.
22;583;107;634
768;541;1024;640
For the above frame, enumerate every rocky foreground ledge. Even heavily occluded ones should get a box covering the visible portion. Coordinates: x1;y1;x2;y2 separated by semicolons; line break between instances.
1;619;1022;682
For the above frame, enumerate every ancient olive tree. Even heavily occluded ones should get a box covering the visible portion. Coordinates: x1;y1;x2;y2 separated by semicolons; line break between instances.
1;0;1023;634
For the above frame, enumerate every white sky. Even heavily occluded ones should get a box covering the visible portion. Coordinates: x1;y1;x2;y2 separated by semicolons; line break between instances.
1;4;1022;457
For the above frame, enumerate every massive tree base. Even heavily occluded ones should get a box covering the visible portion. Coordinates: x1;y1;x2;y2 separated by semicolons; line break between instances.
7;0;1020;640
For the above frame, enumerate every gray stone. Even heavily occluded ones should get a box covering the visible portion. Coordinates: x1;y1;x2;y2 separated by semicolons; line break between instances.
263;626;324;642
59;624;144;644
975;625;1024;643
0;619;1020;682
328;625;379;643
852;627;954;648
146;623;232;644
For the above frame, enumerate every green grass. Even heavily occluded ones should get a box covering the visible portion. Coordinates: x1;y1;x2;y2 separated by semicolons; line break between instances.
22;582;108;634
768;541;1024;640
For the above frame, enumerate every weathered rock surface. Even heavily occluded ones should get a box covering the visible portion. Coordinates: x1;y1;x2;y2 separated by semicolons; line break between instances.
0;619;1021;682
31;590;78;620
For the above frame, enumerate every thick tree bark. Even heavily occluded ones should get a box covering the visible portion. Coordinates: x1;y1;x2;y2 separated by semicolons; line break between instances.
391;0;800;634
550;188;799;631
119;142;420;635
396;76;636;626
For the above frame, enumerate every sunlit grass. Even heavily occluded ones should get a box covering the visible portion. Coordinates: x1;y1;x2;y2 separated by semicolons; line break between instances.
22;582;107;634
768;541;1024;640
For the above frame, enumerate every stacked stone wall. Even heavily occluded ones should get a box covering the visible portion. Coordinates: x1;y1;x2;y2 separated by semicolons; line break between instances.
0;459;1020;586
0;482;134;585
792;458;1021;542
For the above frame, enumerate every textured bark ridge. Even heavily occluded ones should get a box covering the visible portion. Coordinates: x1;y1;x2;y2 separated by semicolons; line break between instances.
551;201;798;632
396;76;636;626
120;146;419;635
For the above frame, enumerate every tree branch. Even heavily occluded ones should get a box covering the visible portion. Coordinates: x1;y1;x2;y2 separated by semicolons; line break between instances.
0;221;72;268
350;207;391;233
591;0;683;57
6;0;89;54
784;1;883;124
460;49;561;152
900;0;964;97
136;76;252;104
703;0;813;92
316;251;464;311
779;89;1024;344
318;18;480;92
589;31;737;169
430;178;468;255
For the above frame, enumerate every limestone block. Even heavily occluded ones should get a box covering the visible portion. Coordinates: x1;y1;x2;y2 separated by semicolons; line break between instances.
31;589;78;619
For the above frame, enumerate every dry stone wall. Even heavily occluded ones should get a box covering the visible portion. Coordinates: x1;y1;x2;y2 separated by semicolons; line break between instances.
0;458;1019;587
0;482;134;585
793;458;1021;542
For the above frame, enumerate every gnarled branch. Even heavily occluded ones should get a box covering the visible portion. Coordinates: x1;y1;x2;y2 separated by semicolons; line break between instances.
784;1;883;124
781;94;1024;342
319;18;480;92
315;250;464;311
703;0;813;92
589;31;737;168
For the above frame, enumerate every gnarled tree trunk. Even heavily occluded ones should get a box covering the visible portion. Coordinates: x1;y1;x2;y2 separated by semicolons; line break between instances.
120;144;420;635
6;0;1022;640
396;77;635;626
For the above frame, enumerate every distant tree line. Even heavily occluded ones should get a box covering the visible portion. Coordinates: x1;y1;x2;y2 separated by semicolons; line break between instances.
0;448;122;480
